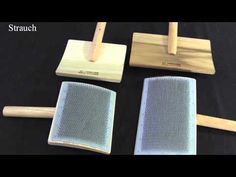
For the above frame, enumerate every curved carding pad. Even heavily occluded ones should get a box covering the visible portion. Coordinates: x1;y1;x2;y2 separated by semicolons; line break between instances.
48;82;116;154
135;76;196;155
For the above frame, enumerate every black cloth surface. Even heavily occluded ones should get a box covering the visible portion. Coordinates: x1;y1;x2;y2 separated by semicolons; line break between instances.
0;22;235;155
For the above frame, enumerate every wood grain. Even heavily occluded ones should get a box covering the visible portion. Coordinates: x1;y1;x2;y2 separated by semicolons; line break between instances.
197;114;236;132
56;39;127;83
130;32;215;75
3;106;55;118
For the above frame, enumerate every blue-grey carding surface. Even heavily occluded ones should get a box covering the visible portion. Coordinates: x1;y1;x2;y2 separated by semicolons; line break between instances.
135;77;196;155
48;82;116;154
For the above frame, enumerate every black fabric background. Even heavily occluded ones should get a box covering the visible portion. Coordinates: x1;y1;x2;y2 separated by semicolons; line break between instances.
0;22;235;155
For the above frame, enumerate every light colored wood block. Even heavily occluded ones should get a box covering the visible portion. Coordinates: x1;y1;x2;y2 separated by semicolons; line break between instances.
130;32;216;75
48;140;110;155
56;40;127;83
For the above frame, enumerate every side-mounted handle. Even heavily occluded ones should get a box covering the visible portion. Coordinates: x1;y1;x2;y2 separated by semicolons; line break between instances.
168;22;178;55
90;22;107;62
197;114;236;133
3;106;55;118
3;106;236;133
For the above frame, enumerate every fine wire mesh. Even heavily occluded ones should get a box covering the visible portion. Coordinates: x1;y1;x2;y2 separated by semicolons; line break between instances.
48;82;116;154
135;76;196;155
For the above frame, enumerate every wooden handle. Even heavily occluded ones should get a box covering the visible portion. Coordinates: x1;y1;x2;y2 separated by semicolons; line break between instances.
3;106;236;133
90;22;107;62
168;22;178;55
3;106;55;118
197;114;236;132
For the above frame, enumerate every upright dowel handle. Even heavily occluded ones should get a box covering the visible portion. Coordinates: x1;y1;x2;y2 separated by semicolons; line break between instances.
197;114;236;132
90;22;107;62
3;106;55;118
168;22;178;55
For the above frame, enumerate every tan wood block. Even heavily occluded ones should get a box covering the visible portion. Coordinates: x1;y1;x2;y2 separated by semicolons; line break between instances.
56;40;127;83
130;32;215;75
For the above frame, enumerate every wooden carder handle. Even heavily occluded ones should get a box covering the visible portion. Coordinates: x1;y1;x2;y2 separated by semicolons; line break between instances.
3;106;236;132
168;22;178;55
3;106;55;118
90;22;107;62
197;114;236;133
